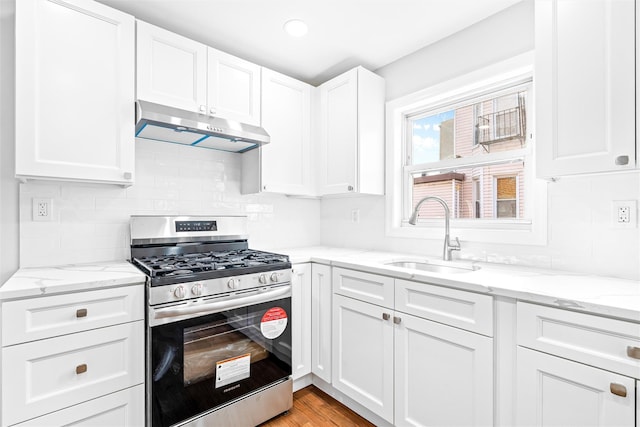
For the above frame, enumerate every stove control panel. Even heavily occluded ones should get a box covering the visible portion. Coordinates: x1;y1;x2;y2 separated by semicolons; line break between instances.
175;220;217;232
150;269;292;305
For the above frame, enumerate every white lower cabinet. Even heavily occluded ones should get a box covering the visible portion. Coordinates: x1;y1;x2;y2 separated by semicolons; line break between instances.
331;268;494;426
332;294;394;423
395;314;493;427
517;347;635;427
291;263;312;380
311;263;332;383
0;284;144;427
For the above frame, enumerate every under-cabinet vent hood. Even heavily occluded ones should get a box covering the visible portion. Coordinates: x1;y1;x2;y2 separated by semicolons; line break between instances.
135;100;269;153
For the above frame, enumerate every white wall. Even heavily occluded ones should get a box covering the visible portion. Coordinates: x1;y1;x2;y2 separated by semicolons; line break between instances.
319;0;640;280
18;139;321;267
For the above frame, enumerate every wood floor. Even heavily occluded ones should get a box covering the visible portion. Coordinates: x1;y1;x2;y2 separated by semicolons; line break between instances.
260;386;376;427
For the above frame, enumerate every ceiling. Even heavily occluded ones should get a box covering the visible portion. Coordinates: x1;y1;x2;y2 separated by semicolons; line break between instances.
97;0;523;86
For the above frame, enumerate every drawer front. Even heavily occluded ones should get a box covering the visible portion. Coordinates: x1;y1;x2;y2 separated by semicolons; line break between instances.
395;279;493;336
2;321;145;426
332;267;394;308
2;285;144;346
517;302;640;379
13;384;144;427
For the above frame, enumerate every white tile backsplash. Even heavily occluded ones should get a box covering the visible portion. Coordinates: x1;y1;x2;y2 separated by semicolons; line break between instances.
19;139;322;267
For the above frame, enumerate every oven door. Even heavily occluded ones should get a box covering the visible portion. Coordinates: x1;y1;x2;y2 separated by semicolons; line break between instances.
149;285;292;427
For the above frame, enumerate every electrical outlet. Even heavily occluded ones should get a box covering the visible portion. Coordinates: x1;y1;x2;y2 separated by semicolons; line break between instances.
611;200;637;228
32;198;53;222
351;209;360;223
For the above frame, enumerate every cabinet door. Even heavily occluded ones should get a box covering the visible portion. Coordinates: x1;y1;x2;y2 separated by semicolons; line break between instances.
535;0;635;177
207;47;261;125
311;263;332;383
517;347;636;427
13;384;144;427
395;313;493;427
136;20;207;113
332;294;394;423
260;68;313;195
15;0;135;185
291;263;312;380
319;68;358;195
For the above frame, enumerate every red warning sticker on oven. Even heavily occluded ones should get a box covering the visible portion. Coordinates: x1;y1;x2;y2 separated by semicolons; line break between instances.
260;307;288;339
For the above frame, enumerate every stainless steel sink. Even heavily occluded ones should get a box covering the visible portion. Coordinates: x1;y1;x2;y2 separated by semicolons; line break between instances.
384;261;480;274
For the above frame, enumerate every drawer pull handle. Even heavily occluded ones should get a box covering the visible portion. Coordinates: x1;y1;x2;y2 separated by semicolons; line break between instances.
610;383;627;397
76;364;87;375
393;316;402;324
382;313;390;321
626;346;640;360
76;308;88;318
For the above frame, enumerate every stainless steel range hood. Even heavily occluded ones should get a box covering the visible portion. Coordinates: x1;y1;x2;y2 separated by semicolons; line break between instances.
135;100;269;153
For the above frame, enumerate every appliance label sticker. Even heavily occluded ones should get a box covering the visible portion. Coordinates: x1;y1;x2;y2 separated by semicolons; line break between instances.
260;307;288;339
215;353;251;389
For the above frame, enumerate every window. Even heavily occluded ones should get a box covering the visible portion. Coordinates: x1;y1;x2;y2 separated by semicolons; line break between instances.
386;52;547;245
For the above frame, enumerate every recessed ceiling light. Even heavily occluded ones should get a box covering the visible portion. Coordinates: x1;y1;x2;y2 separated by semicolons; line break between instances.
283;19;308;37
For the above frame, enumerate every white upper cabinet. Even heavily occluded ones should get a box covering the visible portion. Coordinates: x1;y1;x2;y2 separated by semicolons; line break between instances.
15;0;135;185
136;21;260;126
242;68;313;195
535;0;636;177
207;47;261;126
318;67;385;195
136;20;207;113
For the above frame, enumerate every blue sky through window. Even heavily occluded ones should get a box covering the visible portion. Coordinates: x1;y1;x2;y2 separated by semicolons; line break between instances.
411;110;454;164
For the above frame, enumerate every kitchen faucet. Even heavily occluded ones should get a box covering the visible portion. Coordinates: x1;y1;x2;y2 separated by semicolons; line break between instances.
409;196;461;261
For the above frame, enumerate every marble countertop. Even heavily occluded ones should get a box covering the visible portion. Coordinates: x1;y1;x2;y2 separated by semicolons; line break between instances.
0;261;145;300
278;246;640;323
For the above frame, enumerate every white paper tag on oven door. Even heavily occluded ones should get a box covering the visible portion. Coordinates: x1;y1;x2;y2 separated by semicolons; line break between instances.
260;307;288;339
215;353;251;389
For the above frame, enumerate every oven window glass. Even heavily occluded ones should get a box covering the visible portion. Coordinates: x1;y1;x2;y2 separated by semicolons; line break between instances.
151;297;292;427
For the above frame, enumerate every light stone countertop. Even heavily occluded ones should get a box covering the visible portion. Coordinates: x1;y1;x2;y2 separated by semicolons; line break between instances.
0;261;145;300
278;246;640;323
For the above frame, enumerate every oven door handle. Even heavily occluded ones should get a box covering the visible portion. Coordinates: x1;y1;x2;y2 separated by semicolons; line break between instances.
149;284;291;326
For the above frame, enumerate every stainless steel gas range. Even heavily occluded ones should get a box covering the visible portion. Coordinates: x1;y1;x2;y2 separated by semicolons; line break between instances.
129;215;293;427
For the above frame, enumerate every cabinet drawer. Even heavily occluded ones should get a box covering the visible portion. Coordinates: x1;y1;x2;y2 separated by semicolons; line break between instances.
332;267;394;308
517;302;640;379
13;384;144;427
2;285;144;346
395;279;493;336
2;322;144;426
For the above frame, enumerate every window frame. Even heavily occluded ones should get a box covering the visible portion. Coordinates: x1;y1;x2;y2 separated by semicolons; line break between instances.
385;52;547;245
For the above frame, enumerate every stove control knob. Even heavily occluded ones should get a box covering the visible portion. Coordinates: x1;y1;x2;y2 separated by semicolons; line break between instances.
173;285;185;299
191;283;203;296
258;274;267;284
270;273;279;282
227;278;237;289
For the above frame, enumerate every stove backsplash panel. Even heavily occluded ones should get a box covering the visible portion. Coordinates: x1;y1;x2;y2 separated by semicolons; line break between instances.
18;139;321;268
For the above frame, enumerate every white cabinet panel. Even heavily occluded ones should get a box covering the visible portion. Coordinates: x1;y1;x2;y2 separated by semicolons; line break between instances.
536;0;636;176
517;347;635;427
136;20;207;112
14;384;144;427
395;279;493;336
208;47;261;126
2;321;144;426
395;313;493;427
332;294;394;423
15;0;135;185
517;302;640;379
333;267;394;308
291;263;312;380
318;67;384;195
2;285;144;346
311;263;332;383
